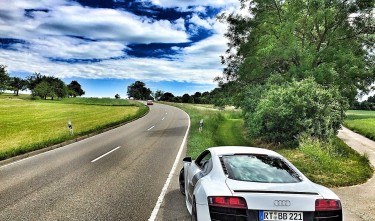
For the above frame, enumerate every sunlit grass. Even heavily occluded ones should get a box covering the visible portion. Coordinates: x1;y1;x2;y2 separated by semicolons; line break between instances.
344;110;375;140
279;137;372;187
0;95;148;160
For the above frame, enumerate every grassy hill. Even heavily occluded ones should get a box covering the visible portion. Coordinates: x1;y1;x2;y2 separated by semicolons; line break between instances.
0;94;148;160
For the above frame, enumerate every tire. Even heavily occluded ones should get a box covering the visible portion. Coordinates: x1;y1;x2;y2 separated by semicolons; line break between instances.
191;198;197;221
179;167;185;195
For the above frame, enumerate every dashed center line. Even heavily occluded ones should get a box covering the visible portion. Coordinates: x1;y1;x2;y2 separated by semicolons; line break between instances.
147;125;155;131
162;117;165;121
91;146;121;163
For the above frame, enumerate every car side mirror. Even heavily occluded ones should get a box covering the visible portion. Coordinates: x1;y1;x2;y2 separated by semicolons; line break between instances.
183;156;192;162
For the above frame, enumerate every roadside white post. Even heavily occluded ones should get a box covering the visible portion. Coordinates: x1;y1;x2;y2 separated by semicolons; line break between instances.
199;119;204;132
68;120;74;136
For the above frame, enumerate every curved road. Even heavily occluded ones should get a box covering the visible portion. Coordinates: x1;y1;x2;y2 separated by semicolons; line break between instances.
0;103;189;221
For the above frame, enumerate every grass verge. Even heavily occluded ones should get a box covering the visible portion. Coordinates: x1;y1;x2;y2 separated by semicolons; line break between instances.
278;137;372;187
0;95;148;160
344;110;375;141
164;102;373;187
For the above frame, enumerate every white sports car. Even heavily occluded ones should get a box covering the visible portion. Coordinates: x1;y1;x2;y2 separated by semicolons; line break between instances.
179;146;342;221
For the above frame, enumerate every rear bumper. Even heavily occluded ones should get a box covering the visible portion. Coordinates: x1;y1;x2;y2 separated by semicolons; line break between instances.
207;206;343;221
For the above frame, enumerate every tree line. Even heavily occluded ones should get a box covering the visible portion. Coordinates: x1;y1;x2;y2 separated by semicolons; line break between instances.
126;80;229;106
0;65;85;99
352;95;375;111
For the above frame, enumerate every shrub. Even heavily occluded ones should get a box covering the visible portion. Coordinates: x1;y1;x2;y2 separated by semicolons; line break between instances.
246;78;348;146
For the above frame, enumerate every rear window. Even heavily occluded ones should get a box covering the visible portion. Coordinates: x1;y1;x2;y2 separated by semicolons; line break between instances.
222;155;302;183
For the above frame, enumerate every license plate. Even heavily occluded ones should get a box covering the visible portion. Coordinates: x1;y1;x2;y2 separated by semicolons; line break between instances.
259;211;303;221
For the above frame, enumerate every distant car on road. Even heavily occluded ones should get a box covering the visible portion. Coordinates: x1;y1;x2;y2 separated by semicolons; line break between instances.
179;146;342;221
147;100;154;105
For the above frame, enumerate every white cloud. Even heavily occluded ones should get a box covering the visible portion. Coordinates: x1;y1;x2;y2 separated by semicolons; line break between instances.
39;6;188;44
174;18;186;31
0;2;189;44
171;46;180;51
144;0;239;10
189;14;212;29
27;37;126;59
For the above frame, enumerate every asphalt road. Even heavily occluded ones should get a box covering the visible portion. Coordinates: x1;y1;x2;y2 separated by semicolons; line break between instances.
0;102;190;221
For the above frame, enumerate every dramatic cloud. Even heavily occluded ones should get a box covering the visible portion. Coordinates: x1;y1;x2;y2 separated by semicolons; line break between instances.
0;0;241;96
26;37;126;59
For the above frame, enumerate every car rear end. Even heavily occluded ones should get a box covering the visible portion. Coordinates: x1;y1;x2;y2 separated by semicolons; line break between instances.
205;153;342;221
206;182;342;221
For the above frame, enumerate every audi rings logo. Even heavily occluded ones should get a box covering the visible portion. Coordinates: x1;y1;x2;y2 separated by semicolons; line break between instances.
274;200;291;206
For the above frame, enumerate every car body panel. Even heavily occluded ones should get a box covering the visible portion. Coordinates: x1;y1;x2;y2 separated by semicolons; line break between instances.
226;179;322;211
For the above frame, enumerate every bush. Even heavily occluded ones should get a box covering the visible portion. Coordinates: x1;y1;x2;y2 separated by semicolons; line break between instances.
246;78;348;146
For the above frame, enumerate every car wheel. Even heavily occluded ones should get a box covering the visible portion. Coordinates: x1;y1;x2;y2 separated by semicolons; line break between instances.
179;168;185;195
191;197;197;221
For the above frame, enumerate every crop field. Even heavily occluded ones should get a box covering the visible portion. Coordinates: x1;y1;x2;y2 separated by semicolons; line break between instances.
0;95;147;160
344;110;375;140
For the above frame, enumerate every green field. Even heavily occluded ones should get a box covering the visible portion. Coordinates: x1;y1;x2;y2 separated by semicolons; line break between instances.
0;95;148;160
165;102;372;187
344;110;375;141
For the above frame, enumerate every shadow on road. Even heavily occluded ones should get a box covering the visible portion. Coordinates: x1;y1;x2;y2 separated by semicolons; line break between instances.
156;188;191;221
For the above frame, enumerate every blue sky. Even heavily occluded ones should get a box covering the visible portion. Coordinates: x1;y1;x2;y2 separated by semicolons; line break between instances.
0;0;242;98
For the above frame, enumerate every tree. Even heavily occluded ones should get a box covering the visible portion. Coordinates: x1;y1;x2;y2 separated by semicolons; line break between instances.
173;96;182;103
192;92;202;104
220;0;374;102
28;74;68;99
45;76;67;100
33;81;53;100
159;92;175;102
127;81;152;100
181;93;191;103
67;80;85;97
154;90;164;101
219;0;374;144
27;73;44;91
115;94;120;99
200;91;211;104
367;95;375;103
9;77;28;96
0;65;10;93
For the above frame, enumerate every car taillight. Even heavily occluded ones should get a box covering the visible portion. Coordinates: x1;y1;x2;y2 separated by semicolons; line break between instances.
208;196;247;209
315;199;341;211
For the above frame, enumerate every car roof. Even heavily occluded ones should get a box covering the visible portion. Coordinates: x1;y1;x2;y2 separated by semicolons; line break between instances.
208;146;281;157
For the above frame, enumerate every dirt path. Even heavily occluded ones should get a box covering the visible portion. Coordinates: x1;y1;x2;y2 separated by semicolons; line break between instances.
334;126;375;221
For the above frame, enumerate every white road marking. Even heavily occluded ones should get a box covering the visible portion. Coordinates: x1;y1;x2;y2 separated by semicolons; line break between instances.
148;110;191;221
147;125;155;131
162;117;165;121
91;146;121;163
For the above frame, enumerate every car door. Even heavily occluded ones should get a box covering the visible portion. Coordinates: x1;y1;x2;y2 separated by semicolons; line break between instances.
186;150;212;204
